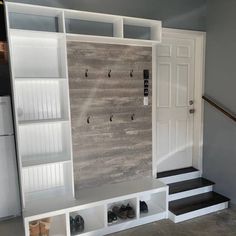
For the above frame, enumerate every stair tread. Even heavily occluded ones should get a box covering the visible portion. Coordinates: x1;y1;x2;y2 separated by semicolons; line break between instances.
157;167;198;179
169;178;215;195
169;192;230;216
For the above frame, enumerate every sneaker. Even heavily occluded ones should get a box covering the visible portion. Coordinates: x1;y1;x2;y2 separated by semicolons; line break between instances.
39;218;52;236
108;211;118;224
140;201;148;213
75;215;85;233
70;216;77;234
112;205;127;219
126;204;136;219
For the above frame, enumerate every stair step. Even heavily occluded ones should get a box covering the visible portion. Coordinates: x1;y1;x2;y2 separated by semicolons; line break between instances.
169;178;214;195
169;192;230;223
157;167;200;184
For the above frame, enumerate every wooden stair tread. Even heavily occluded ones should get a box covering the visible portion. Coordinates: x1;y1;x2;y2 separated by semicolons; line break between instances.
169;192;230;216
157;167;198;179
168;178;214;195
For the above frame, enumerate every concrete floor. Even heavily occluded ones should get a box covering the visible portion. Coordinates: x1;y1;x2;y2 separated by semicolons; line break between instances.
1;207;236;236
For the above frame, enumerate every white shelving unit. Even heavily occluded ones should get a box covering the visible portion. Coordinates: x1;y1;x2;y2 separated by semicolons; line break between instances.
4;1;164;235
23;178;168;236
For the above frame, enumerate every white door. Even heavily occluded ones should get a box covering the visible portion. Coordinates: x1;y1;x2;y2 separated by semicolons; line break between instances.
156;34;195;173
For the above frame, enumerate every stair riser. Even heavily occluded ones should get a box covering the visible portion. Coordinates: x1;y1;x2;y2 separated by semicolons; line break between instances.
158;171;201;184
168;201;229;223
169;186;213;202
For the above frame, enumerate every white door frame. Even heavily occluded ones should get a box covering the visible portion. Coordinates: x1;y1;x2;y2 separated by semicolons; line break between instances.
152;28;206;177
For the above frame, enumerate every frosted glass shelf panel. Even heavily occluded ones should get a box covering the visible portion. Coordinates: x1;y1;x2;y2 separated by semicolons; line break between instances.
65;18;114;37
19;122;71;161
11;33;66;78
9;13;60;32
22;153;71;168
15;79;69;122
124;24;151;40
23;162;73;202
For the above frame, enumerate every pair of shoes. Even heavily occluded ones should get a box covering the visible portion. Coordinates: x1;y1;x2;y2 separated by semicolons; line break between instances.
112;204;136;220
70;215;84;234
140;201;148;213
108;211;118;224
29;218;52;236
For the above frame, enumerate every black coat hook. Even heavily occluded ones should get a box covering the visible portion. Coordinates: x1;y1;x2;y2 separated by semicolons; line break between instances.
131;113;135;121
87;116;91;124
130;69;133;77
110;115;113;122
85;69;88;77
108;69;111;78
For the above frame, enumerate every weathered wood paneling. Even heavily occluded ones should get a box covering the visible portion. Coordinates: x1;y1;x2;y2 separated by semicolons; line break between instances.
67;41;152;192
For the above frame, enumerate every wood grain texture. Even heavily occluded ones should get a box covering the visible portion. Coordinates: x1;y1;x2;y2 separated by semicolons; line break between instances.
67;41;152;192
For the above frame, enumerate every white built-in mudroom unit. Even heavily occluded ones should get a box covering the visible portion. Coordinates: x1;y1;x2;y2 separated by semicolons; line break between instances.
1;1;230;236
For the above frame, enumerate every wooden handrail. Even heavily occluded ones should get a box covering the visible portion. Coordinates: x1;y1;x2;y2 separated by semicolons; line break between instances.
202;95;236;122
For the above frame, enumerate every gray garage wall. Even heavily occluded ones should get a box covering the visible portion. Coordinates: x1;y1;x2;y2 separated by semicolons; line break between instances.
1;0;207;96
203;0;236;204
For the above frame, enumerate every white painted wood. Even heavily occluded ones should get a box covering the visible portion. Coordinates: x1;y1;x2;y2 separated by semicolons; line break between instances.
169;185;213;201
156;35;195;173
158;170;201;184
169;202;229;223
22;178;168;236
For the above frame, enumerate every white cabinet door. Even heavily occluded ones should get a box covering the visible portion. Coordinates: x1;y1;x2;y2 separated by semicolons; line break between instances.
156;36;195;172
0;136;21;218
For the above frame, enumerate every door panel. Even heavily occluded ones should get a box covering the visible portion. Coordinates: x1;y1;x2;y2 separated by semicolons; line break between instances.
156;37;195;172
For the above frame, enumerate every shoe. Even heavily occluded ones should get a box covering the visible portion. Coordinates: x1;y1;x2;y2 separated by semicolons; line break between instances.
140;201;148;213
70;216;77;234
108;210;118;224
29;221;40;236
39;218;52;236
126;204;136;218
75;215;84;233
112;205;127;219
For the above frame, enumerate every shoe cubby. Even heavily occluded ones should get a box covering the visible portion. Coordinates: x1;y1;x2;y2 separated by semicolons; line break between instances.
15;79;69;123
70;205;105;235
107;198;138;226
28;214;67;236
10;32;67;78
19;122;71;167
139;190;167;219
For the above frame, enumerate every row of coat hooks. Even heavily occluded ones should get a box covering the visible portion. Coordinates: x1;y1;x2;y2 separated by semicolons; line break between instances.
85;69;134;78
87;113;135;124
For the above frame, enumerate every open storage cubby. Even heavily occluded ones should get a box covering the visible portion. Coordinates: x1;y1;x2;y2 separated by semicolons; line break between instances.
15;79;69;123
70;205;105;235
28;214;67;236
10;31;67;78
19;121;71;167
107;198;138;226
23;161;73;202
7;3;64;33
123;17;162;42
65;11;123;38
139;191;167;219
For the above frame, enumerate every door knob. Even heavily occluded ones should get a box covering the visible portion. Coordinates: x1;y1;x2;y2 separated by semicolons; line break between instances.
189;109;195;114
189;100;194;105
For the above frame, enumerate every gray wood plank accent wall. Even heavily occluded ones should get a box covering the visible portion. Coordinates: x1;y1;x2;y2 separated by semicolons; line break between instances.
67;41;152;192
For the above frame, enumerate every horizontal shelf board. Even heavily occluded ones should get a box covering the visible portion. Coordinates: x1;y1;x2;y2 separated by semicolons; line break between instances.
108;217;137;227
23;178;167;219
14;77;67;81
22;153;71;168
9;28;65;39
66;33;160;46
18;118;69;126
